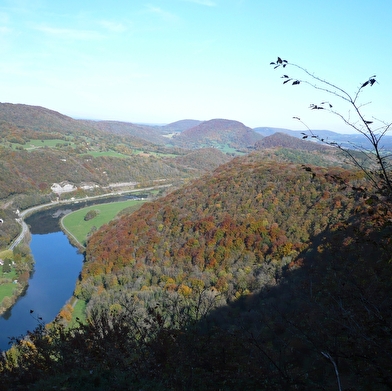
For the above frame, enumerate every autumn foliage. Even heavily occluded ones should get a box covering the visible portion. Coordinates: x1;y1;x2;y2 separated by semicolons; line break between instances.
83;155;365;304
1;152;391;390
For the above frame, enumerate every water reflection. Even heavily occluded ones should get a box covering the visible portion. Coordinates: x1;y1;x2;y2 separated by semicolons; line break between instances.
0;231;83;351
0;194;144;351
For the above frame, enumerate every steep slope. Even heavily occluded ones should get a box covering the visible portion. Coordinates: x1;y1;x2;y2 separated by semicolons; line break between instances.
81;120;168;145
171;147;232;171
255;132;329;151
162;119;202;133
0;147;195;206
77;156;392;390
0;104;231;211
253;126;299;137
0;103;96;137
3;152;391;390
82;153;366;307
171;118;263;150
254;126;392;151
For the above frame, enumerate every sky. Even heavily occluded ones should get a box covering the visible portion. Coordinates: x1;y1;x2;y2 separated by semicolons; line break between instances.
1;0;391;132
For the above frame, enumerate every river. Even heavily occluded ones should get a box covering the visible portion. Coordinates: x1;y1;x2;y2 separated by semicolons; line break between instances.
0;195;140;352
0;231;83;351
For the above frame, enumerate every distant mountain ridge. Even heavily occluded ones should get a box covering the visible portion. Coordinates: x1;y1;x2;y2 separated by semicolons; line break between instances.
172;147;232;171
255;132;330;151
0;103;235;209
0;102;96;136
162;119;202;133
170;118;263;150
2;101;392;155
81;120;169;145
254;126;392;150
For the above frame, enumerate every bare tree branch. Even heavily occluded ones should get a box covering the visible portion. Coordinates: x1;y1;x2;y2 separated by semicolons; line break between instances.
271;57;392;200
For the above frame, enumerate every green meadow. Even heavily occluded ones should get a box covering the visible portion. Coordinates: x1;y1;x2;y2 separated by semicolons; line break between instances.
69;299;87;327
85;150;129;158
27;139;72;147
0;253;18;305
61;200;145;246
0;283;15;300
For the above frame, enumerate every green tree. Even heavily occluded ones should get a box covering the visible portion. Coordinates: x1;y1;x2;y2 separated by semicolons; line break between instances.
84;209;99;221
3;258;11;274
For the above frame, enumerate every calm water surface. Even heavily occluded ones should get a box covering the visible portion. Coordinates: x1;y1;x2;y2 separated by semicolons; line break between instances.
0;195;141;351
0;231;83;351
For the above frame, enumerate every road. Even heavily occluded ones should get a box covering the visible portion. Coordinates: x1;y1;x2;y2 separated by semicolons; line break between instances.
8;184;172;250
10;219;29;250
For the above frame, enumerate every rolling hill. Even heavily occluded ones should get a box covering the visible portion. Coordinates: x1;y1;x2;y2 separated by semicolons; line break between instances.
4;151;390;389
254;132;329;151
254;126;392;151
1;103;392;390
81;120;169;145
0;104;240;216
170;118;263;150
161;119;202;133
171;147;232;171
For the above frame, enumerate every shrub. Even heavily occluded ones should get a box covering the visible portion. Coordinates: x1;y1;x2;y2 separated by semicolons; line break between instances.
84;210;99;221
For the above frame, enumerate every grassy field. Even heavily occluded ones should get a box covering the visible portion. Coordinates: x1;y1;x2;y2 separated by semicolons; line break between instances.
0;250;19;306
132;149;178;158
26;139;72;147
0;268;17;280
0;283;15;298
5;138;75;151
85;150;129;158
69;299;87;327
62;199;146;246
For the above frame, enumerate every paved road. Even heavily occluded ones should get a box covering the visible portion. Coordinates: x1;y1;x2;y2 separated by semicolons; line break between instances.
8;184;172;250
10;219;29;250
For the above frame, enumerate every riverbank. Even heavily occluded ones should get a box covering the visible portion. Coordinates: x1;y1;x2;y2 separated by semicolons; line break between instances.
8;184;171;250
0;246;34;316
1;184;170;319
59;219;85;251
0;231;84;352
60;199;146;249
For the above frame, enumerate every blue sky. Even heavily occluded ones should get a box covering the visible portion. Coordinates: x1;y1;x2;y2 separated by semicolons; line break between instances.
1;0;391;132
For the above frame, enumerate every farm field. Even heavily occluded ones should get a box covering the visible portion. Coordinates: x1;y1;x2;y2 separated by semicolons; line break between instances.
61;199;146;246
85;150;129;158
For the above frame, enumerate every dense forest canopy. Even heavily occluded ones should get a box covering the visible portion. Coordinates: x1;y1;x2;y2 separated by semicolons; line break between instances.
0;103;391;390
2;149;391;390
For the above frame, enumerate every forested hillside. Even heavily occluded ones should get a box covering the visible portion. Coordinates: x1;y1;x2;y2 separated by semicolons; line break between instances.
80;120;169;145
2;151;390;390
255;132;328;151
0;104;235;209
0;147;190;203
0;101;358;251
0;103;95;137
171;148;232;171
1;101;391;390
170;119;263;150
81;153;365;309
0;102;349;232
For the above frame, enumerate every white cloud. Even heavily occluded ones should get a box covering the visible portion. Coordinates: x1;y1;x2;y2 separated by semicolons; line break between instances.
145;5;179;21
0;26;12;35
99;20;127;33
0;12;10;24
180;0;217;6
35;25;103;40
